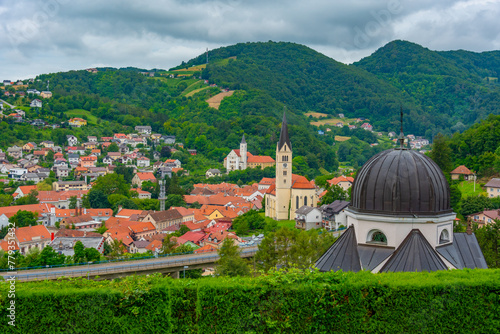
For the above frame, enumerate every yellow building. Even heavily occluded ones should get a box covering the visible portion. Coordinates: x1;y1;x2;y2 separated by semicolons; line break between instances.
265;113;317;220
69;118;87;127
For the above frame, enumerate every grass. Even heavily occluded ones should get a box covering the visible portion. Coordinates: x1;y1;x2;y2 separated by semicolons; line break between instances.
66;109;98;124
260;213;296;230
305;112;329;118
185;86;211;97
335;136;351;141
457;180;486;198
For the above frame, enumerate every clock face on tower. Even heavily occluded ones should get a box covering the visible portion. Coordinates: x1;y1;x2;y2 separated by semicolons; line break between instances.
283;163;288;168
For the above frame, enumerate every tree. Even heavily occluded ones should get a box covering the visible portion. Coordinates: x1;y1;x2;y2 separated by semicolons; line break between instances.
84;248;101;262
114;166;135;184
87;189;110;208
161;146;171;158
215;238;250;277
461;195;492;217
9;210;38;228
92;173;129;197
161;234;178;255
429;133;452;173
173;224;190;237
108;239;126;258
0;194;13;207
475;220;500;268
69;196;78;209
14;190;39;205
39;246;66;266
73;241;86;263
107;142;119;152
319;184;349;205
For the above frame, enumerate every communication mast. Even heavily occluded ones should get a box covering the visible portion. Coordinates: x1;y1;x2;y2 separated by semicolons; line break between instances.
159;179;166;211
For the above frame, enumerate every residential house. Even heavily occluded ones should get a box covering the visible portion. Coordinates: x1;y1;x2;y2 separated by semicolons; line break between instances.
50;236;105;256
40;91;52;98
66;135;78;146
22;142;36;152
12;185;37;200
163;135;176;144
136;156;150;168
7;146;23;159
9;225;51;255
20;172;45;184
54;165;70;179
40;141;54;148
8;167;27;179
327;176;354;192
130;188;152;199
485;178;500;198
107;152;121;161
87;136;98;143
69;118;87;127
320;200;350;230
30;99;42;108
52;181;90;191
202;231;241;249
361;123;373;131
102;155;113;165
68;153;81;166
132;172;157;187
80;156;97;168
0;203;54;228
469;209;500;227
135;125;152;134
450;165;474;181
143;209;183;231
206;169;221;178
164;159;182;168
129;240;151;254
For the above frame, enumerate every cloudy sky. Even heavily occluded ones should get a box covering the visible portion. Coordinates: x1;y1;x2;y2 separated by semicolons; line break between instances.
1;0;499;80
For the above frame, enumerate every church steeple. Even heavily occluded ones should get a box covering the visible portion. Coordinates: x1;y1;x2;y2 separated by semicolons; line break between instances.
278;111;291;151
240;134;247;169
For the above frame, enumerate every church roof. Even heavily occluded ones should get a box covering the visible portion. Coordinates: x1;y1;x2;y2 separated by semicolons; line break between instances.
380;229;447;272
351;149;451;216
437;233;488;269
315;226;361;272
291;174;315;189
278;112;291;151
241;134;246;144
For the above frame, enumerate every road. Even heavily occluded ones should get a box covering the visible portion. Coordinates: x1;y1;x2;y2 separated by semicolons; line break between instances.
0;99;15;109
1;246;258;282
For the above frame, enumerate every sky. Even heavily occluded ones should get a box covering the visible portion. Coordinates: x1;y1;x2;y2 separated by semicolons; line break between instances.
0;0;499;80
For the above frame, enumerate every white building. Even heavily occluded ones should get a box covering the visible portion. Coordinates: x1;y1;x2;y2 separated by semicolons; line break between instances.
224;135;247;172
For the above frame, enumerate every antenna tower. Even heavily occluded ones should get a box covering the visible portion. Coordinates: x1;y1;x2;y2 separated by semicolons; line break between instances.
159;179;166;211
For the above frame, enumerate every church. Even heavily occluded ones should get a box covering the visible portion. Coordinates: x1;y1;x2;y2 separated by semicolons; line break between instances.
224;135;275;172
316;131;487;272
265;113;318;220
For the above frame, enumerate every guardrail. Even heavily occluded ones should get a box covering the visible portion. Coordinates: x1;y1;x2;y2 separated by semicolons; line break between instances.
2;248;258;282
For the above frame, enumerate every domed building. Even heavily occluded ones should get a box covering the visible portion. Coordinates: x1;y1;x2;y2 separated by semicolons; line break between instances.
316;137;487;273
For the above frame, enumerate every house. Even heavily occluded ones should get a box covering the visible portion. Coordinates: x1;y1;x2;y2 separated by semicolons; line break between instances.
8;225;52;255
202;231;241;249
12;185;37;200
22;142;36;152
143;209;183;231
102;155;113;165
450;165;474;181
336;122;344;128
247;154;275;169
469;209;500;227
361;123;373;131
54;165;70;179
107;152;121;161
136;156;150;168
68;118;87;127
327;176;354;192
295;206;323;230
164;159;182;168
132;172;157;187
206;169;221;178
129;240;151;254
50;236;105;256
87;136;98;143
68;153;80;165
40;140;54;148
485;178;500;198
135;125;152;134
67;135;78;146
320;200;350;230
80;156;97;168
30;99;42;108
163;135;176;144
52;181;90;192
8;167;27;179
7;145;23;159
20;172;45;184
130;188;152;199
40;91;52;98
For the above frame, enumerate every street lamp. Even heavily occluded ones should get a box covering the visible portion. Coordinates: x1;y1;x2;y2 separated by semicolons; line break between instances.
46;265;49;280
183;265;188;279
87;261;93;279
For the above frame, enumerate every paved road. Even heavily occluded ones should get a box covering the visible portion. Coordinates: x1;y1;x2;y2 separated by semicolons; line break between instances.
1;246;258;281
0;99;15;109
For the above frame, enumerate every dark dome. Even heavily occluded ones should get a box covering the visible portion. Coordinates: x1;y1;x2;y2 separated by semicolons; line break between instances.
350;149;451;216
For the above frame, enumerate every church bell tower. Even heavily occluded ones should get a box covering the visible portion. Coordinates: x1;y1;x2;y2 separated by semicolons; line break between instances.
275;112;292;220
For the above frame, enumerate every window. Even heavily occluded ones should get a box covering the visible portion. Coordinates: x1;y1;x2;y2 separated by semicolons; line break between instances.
304;196;307;206
296;196;299;209
283;171;287;176
439;229;450;244
282;156;288;162
367;230;387;245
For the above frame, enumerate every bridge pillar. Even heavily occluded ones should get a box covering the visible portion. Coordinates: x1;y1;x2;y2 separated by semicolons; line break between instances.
171;271;180;279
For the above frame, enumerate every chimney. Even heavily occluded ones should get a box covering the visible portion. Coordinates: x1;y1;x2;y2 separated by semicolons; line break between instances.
75;205;78;217
51;232;54;241
466;217;473;235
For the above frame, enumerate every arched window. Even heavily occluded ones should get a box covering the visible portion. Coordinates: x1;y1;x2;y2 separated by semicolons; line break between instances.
304;196;308;206
367;229;387;245
439;229;450;244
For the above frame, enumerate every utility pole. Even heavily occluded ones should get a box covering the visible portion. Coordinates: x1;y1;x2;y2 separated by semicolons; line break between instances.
159;179;166;211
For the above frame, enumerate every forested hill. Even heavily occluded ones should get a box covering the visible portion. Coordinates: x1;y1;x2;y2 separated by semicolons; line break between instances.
178;41;500;137
354;40;500;136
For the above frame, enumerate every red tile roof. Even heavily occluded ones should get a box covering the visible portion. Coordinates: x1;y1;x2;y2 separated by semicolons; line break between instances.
15;225;51;243
247;155;275;163
450;165;473;175
135;172;156;181
327;176;354;186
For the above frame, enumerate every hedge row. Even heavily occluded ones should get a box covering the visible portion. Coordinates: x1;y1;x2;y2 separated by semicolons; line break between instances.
1;269;499;333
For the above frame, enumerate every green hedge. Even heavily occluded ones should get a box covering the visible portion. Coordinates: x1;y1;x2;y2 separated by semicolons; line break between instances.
1;269;499;333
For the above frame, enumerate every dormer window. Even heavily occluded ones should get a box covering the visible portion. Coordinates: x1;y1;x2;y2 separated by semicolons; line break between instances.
367;229;387;245
439;229;450;244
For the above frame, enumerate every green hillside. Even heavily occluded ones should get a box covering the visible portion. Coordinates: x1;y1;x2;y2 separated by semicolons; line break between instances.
354;40;500;137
